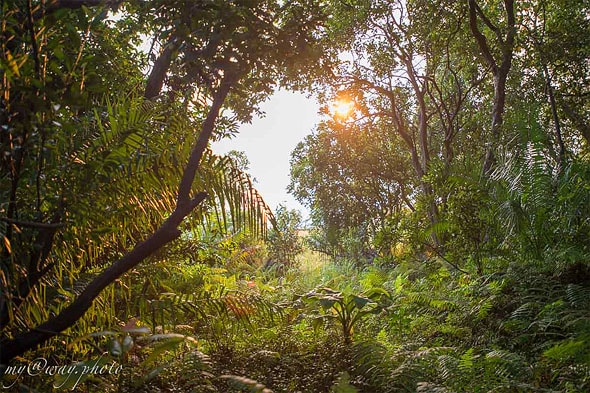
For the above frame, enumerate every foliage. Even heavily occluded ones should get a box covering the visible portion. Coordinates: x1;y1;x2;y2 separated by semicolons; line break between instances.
330;372;359;393
265;205;304;267
221;375;274;393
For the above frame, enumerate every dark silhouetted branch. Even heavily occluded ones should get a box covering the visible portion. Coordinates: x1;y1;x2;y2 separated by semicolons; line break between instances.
0;73;232;363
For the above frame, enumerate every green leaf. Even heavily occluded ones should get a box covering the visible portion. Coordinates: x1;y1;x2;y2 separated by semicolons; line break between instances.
122;335;134;353
330;371;358;393
221;375;274;393
319;297;337;310
544;338;590;363
122;326;151;335
311;316;325;331
5;51;20;77
141;335;197;366
364;287;390;301
458;348;476;372
135;363;168;387
351;295;371;310
109;339;122;357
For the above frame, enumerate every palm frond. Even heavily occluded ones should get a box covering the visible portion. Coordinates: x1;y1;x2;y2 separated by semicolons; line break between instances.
192;149;276;238
136;290;283;332
416;382;451;393
565;284;590;309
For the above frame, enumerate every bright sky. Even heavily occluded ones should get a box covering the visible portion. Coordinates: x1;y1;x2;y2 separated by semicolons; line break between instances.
211;89;320;221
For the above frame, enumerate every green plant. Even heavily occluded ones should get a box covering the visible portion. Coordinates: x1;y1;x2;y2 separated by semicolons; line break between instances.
304;287;391;344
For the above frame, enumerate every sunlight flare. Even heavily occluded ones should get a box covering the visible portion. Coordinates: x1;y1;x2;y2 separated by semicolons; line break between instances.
330;98;354;120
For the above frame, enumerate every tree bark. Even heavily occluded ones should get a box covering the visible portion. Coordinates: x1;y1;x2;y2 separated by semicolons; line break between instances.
45;0;121;11
560;100;590;145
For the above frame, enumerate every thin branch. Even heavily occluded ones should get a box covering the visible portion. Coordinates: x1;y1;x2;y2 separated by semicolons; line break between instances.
474;1;503;45
419;240;470;275
0;217;66;229
27;0;41;78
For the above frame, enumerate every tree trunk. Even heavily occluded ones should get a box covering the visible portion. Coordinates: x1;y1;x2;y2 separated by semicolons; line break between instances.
542;64;565;167
468;0;515;176
144;38;178;100
482;73;508;174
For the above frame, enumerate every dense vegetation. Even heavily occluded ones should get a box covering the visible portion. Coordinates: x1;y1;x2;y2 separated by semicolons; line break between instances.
1;0;589;392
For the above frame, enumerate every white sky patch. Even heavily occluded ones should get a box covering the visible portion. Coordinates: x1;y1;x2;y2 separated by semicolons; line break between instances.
211;89;319;222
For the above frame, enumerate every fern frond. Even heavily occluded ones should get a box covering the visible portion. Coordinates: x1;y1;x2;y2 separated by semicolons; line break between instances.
565;284;590;309
543;335;590;363
140;290;283;331
510;302;538;321
484;349;527;379
352;340;389;384
437;355;459;381
416;382;451;393
220;375;274;393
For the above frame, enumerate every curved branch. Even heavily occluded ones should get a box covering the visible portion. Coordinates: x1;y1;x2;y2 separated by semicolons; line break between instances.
45;0;121;11
474;1;503;44
0;70;233;363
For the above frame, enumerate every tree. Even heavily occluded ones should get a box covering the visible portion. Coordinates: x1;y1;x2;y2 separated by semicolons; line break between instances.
1;0;328;364
290;0;487;254
289;118;415;257
518;0;589;158
266;204;304;266
467;0;516;175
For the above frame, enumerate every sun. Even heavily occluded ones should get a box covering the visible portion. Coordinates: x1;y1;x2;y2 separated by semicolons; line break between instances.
330;98;354;119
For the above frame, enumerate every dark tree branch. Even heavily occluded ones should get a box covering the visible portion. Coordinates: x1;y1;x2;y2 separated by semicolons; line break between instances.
30;0;124;19
500;0;516;72
0;218;65;229
144;38;178;100
0;216;183;363
543;65;565;165
468;0;498;74
347;78;418;170
45;0;120;11
0;70;232;362
403;56;430;175
27;0;41;78
0;219;59;329
560;100;590;145
418;240;470;275
474;1;503;44
176;73;237;206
